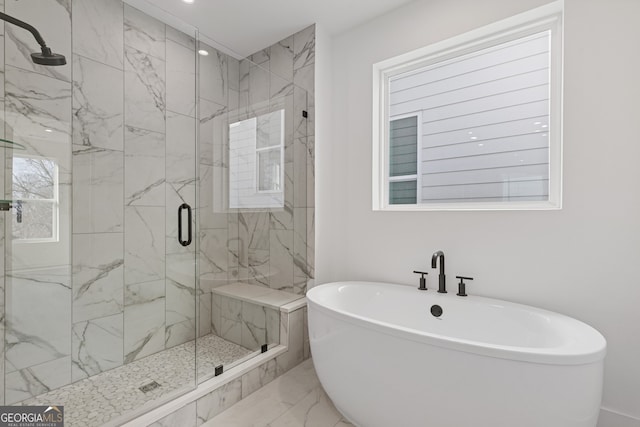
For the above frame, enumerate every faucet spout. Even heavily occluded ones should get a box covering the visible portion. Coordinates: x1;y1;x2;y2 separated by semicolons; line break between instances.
431;251;446;293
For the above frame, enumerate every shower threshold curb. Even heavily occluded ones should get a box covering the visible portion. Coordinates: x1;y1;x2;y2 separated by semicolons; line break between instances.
116;344;288;427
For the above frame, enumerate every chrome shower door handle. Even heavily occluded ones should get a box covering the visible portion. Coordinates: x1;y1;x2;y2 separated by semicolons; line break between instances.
178;203;192;247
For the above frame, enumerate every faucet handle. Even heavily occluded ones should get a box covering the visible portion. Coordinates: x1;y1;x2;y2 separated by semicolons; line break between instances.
455;276;474;297
413;270;429;291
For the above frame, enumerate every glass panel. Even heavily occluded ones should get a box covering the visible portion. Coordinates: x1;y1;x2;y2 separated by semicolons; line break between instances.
390;180;417;204
257;148;282;191
11;201;55;240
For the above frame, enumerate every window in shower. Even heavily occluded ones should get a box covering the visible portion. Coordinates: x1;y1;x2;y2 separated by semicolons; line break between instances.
11;155;59;242
229;109;285;209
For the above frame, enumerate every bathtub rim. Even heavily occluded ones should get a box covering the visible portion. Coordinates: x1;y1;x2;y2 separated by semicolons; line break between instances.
307;281;606;366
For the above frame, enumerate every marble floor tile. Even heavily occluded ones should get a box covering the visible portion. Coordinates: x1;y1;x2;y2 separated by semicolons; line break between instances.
203;359;352;427
20;333;253;427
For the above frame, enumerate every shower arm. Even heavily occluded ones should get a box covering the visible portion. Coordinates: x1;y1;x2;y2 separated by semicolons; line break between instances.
0;12;50;51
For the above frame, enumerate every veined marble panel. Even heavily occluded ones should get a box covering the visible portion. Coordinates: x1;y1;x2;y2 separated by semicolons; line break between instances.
5;0;71;82
166;25;196;50
199;98;227;166
124;4;166;60
293;25;316;71
72;147;124;233
271;69;293;99
199;46;228;106
293;63;314;98
151;402;196;427
198;164;229;230
5;267;71;373
241;358;276;399
124;45;166;133
196;378;242;426
5;356;71;405
218;294;242;346
167;39;196;117
307;135;315;208
124;126;165;206
248;249;269;288
124;206;165;285
293;85;308;140
249;63;270;107
72;0;124;69
269;230;294;292
240;301;278;351
293;138;308;208
72;55;124;151
124;280;165;363
5;66;71;147
199;228;229;284
72;233;124;322
293;208;309;294
71;313;123;382
228;56;240;92
166;276;196;328
275;308;304;375
239;212;270;251
166;111;196;184
270;36;293;83
198;292;212;338
165;318;195;349
250;49;270;66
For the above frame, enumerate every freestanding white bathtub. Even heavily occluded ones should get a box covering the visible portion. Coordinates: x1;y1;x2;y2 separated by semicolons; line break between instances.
307;282;606;427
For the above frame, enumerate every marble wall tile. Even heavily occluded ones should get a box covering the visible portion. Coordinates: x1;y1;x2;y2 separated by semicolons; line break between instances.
293;25;316;71
5;66;71;145
276;308;304;375
5;356;71;405
306;208;315;281
124;45;166;133
72;55;124;151
166;276;196;330
250;49;270;66
124;206;165;285
72;0;124;69
166;112;197;185
199;44;227;106
270;230;294;292
167;39;196;117
270;36;294;83
240;301;266;350
248;249;269;287
293;208;309;295
72;147;124;233
5;0;71;82
124;4;166;60
72;233;124;322
241;358;276;399
293;85;308;140
293;63;315;98
211;293;222;336
124;126;165;206
219;295;242;346
271;71;293;99
71;313;123;382
166;317;196;348
249;63;270;107
293;138;307;209
124;280;165;363
198;292;212;337
303;307;310;360
199;99;227;166
307;135;315;208
196;378;242;426
166;26;196;51
5;267;71;372
228;57;240;92
150;402;197;427
199;228;229;283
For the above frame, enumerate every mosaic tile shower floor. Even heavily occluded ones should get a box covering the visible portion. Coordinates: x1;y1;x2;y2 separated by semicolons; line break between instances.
20;334;254;427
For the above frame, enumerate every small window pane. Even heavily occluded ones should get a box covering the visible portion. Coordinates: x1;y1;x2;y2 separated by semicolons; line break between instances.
389;116;417;177
390;180;417;204
12;201;54;240
12;157;56;199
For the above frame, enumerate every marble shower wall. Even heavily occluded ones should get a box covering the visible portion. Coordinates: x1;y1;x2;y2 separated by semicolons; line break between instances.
198;26;315;336
1;0;198;404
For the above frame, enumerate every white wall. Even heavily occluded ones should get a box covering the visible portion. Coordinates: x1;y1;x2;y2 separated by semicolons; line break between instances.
316;0;640;423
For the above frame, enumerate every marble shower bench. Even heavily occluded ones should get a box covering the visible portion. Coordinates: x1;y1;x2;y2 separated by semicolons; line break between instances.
122;284;310;427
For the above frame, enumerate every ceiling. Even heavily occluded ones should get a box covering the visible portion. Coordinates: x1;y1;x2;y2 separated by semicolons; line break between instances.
145;0;415;57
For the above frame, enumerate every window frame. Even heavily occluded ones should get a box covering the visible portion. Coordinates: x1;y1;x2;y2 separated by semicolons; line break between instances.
11;154;60;243
372;1;563;211
388;112;422;205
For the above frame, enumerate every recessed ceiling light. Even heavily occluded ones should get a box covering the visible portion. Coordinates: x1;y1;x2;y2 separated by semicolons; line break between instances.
198;49;209;56
182;0;194;4
45;129;53;133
